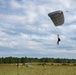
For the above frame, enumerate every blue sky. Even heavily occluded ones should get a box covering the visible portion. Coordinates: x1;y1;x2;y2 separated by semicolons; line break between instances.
0;0;76;58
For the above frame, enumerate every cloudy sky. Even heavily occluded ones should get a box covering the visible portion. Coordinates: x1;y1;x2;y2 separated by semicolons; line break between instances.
0;0;76;58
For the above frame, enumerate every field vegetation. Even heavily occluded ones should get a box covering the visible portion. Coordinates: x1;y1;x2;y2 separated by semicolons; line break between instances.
0;57;76;75
0;63;76;75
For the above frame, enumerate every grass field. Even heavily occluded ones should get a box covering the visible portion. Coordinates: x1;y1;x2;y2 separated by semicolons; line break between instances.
0;63;76;75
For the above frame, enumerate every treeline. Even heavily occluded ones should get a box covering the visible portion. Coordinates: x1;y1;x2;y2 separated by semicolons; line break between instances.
0;57;76;64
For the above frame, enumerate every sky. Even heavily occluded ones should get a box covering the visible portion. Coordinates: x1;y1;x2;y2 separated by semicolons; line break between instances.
0;0;76;59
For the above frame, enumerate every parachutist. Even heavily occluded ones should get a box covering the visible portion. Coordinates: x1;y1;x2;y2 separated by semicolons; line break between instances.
48;10;64;45
57;34;61;45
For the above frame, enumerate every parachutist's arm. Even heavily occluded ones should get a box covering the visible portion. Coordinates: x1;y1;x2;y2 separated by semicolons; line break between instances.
57;34;59;38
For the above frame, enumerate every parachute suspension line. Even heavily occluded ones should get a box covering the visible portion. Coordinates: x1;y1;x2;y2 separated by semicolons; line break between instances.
56;26;60;35
57;26;64;36
48;10;64;35
54;26;60;35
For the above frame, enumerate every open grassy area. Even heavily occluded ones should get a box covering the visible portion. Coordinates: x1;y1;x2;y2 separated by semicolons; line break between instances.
0;64;76;75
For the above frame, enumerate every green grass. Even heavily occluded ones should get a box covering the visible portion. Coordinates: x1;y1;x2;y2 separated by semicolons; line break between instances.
0;64;76;75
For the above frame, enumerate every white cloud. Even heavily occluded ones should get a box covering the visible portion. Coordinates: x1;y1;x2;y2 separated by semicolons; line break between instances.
0;14;25;23
10;0;22;9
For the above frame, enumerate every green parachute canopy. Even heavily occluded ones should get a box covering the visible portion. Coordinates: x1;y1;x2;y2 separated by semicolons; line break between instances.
48;10;64;26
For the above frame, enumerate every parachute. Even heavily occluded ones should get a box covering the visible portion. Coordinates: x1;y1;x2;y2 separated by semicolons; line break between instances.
48;10;64;26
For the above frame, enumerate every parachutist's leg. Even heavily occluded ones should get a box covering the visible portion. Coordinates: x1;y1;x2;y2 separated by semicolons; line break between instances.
57;40;58;45
57;41;59;45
